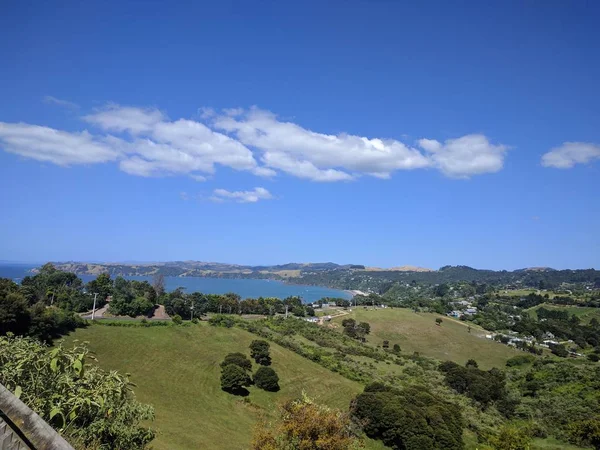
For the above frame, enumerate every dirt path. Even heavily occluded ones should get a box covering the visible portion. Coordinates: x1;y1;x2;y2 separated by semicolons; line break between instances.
81;304;109;319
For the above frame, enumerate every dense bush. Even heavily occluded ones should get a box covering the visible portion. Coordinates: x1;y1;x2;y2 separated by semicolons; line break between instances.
439;361;510;411
208;314;236;328
352;383;464;449
220;352;253;371
220;364;251;393
506;354;536;367
0;336;154;449
250;339;271;365
253;366;280;391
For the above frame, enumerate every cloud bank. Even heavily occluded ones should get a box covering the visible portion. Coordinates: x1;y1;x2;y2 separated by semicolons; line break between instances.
0;103;512;185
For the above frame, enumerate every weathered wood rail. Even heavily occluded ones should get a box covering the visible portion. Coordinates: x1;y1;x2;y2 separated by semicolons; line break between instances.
0;384;74;450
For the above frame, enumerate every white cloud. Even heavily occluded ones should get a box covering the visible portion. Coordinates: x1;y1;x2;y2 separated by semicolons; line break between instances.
0;103;511;185
43;95;79;110
190;174;207;182
541;142;600;169
417;134;508;178
210;187;273;203
0;122;121;165
212;108;508;180
84;104;166;134
212;108;432;181
83;106;273;179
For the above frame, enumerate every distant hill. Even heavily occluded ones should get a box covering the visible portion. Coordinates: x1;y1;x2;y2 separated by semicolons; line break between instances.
364;265;433;272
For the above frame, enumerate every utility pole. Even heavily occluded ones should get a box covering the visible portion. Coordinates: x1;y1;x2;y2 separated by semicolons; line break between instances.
190;302;195;321
285;304;289;319
91;293;99;320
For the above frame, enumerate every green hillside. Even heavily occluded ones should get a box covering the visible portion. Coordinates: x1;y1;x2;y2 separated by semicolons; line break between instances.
62;323;384;450
526;303;600;324
332;308;520;369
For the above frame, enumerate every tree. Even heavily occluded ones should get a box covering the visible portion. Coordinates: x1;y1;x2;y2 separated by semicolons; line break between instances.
253;366;280;391
352;383;463;450
152;273;165;298
86;273;113;305
0;291;31;335
250;340;271;365
393;344;401;353
220;364;251;393
252;394;363;450
436;317;443;326
466;359;479;368
220;353;252;371
382;340;390;349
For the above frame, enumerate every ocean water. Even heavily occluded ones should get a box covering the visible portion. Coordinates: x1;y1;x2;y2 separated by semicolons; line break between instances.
0;264;351;303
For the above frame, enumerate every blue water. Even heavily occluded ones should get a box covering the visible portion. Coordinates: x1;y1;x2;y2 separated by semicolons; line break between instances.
0;264;351;303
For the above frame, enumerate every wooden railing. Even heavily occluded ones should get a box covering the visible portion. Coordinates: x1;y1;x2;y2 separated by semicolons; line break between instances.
0;384;74;450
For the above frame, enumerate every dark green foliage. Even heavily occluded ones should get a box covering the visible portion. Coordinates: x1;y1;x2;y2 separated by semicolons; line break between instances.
253;366;280;391
342;318;371;341
208;314;236;327
0;277;85;343
249;340;271;365
549;343;569;358
172;314;183;325
588;353;599;362
393;343;401;353
352;383;464;450
382;340;389;349
220;352;252;371
439;361;509;410
435;317;443;325
506;354;536;367
220;364;251;393
569;418;600;449
465;359;478;368
108;278;156;317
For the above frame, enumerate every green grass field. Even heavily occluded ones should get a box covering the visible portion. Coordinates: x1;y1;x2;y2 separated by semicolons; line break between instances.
62;323;385;450
526;303;600;324
332;308;520;369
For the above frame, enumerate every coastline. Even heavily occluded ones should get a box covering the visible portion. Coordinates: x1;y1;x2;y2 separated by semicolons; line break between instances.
345;289;369;297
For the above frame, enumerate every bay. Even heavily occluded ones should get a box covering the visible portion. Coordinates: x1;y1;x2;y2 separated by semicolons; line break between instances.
0;264;351;303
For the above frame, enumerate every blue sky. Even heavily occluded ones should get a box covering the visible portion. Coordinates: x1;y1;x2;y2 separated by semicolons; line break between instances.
0;0;599;270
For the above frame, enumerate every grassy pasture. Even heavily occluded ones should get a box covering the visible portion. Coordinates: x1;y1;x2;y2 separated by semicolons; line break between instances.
332;308;520;369
62;323;385;450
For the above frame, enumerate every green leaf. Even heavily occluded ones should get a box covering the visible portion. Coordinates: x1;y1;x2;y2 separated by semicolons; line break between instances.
14;386;22;399
73;359;82;374
50;358;58;372
50;407;60;419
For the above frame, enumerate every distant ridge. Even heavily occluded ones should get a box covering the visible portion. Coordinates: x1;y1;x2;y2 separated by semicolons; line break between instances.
364;265;433;272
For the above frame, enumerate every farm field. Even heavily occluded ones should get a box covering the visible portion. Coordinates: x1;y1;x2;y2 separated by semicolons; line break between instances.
62;323;385;450
332;308;520;369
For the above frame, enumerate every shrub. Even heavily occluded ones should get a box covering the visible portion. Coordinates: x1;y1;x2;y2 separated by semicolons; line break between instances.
0;336;154;449
209;314;235;328
252;394;362;450
172;314;183;325
250;340;271;365
220;353;252;371
220;364;251;393
191;317;199;324
253;366;280;391
588;353;600;362
506;355;536;367
393;343;401;353
352;383;463;449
